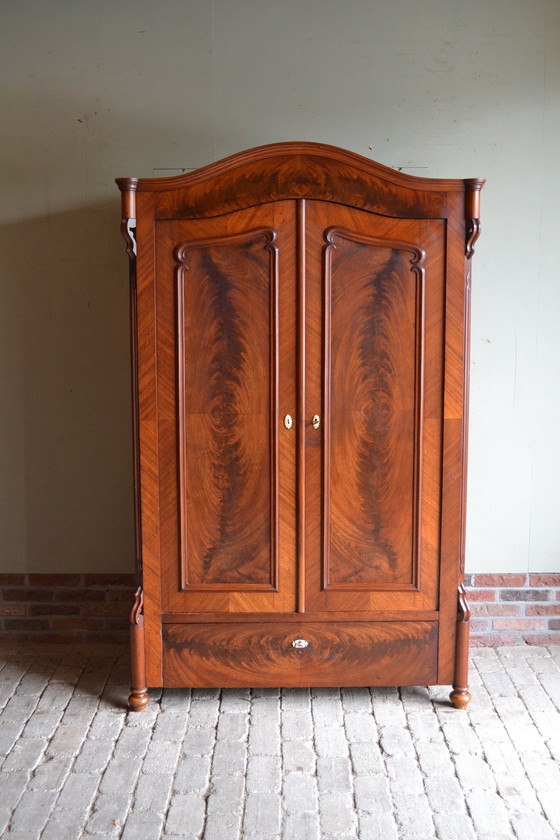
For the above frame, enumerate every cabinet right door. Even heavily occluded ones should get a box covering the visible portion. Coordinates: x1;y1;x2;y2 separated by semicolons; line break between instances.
303;201;446;614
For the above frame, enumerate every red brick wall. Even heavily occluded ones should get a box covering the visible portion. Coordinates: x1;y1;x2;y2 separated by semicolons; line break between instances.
0;574;135;643
465;573;560;646
1;572;559;645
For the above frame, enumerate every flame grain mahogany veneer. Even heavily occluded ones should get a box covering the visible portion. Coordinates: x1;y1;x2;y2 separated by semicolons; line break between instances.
117;143;483;711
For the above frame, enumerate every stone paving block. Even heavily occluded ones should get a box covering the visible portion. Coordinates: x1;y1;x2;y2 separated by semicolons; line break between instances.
512;811;558;840
2;738;46;771
72;736;115;774
415;739;455;777
206;774;245;815
152;711;188;742
217;711;249;742
203;812;243;840
537;789;560;833
0;770;29;810
27;755;72;791
433;812;476;840
220;688;250;713
405;711;443;743
211;739;247;776
344;711;378;743
283;772;318;813
318;791;357;835
243;791;281;836
113;723;152;758
41;805;91;840
86;792;130;835
442;719;484;755
341;687;372;713
250;696;281;725
165;793;206;836
141;739;181;775
454;753;497;792
310;688;344;727
466;789;512;836
354;773;392;813
316;755;352;792
159;688;191;711
0;721;26;757
120;809;165;840
358;811;399;840
281;688;311;711
21;710;63;741
314;724;349;757
349;741;384;775
283;811;320;839
246;754;281;793
519;752;560;792
247;722;281;756
371;688;407;726
378;723;415;757
36;683;74;712
87;711;123;741
55;770;100;811
281;708;313;741
99;756;141;796
424;775;465;814
391;793;435;837
181;726;215;756
173;754;212;794
133;771;173;813
282;739;316;774
399;686;432;712
386;755;425;796
10;789;57;833
187;698;220;728
46;723;89;757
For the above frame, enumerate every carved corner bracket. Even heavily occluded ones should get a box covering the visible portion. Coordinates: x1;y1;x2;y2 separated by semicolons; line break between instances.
121;217;137;262
457;582;471;623
130;585;144;626
465;218;481;259
464;177;485;259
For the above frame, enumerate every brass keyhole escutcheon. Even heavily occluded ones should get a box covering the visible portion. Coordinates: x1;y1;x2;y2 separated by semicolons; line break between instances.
312;415;320;430
284;414;293;430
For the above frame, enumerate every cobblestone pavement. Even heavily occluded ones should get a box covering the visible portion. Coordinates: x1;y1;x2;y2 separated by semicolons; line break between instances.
0;642;559;840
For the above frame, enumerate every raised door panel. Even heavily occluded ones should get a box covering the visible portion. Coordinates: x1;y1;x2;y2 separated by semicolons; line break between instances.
304;202;445;612
157;203;297;614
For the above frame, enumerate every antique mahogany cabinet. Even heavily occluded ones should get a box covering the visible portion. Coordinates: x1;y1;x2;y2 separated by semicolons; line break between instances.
117;142;483;711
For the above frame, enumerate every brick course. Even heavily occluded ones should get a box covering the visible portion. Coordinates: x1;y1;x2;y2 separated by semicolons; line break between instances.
464;573;560;646
0;574;134;642
0;572;558;646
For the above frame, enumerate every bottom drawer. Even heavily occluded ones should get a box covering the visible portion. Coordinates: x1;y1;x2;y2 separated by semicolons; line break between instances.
162;621;438;687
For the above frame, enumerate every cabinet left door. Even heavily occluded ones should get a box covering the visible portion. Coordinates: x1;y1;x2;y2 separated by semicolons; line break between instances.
146;202;298;617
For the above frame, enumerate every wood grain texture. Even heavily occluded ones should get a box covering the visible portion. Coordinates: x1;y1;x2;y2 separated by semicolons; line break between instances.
162;620;438;687
304;204;443;614
176;229;278;589
156;204;297;616
324;228;424;589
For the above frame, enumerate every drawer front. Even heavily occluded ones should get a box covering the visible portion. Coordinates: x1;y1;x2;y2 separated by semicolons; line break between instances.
162;621;438;687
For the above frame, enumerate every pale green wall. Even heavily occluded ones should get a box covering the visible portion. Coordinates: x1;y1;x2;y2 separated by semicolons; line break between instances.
1;0;559;573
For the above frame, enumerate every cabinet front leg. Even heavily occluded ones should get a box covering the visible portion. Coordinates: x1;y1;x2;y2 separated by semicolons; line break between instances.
449;584;471;710
129;586;149;711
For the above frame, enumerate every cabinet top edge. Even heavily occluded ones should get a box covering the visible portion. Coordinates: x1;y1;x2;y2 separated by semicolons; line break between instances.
115;141;484;195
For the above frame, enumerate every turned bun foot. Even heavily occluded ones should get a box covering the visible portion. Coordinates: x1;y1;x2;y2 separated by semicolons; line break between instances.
128;688;150;711
449;688;471;710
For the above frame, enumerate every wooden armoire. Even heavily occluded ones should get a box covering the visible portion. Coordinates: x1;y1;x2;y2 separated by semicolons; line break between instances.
117;142;483;711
